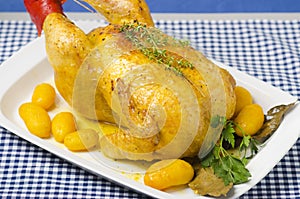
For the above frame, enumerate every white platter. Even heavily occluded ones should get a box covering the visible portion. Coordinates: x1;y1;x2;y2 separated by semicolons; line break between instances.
0;21;299;199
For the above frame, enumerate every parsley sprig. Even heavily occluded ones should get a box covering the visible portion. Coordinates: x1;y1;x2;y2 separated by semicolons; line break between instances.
202;119;259;186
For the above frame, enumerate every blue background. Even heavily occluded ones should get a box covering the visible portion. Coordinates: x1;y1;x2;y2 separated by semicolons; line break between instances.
1;0;300;13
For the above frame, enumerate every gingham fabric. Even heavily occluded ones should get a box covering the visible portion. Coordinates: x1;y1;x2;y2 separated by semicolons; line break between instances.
0;19;300;199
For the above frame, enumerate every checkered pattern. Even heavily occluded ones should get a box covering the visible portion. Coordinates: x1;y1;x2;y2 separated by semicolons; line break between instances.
1;19;299;199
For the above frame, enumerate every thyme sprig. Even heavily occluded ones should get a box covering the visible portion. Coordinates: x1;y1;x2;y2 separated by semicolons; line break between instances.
120;23;193;76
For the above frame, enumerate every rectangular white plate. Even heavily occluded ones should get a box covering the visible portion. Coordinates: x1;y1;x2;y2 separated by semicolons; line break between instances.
0;21;299;199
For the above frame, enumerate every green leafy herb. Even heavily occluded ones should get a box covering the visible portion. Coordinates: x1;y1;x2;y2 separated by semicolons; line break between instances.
212;154;251;185
196;102;296;195
201;119;256;186
120;23;194;76
222;120;235;148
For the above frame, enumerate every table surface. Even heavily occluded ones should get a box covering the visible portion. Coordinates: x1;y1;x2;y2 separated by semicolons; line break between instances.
0;13;300;199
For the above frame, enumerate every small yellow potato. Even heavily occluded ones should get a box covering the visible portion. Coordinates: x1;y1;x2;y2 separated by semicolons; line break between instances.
64;129;99;151
52;112;77;143
234;86;253;116
144;159;194;190
19;102;51;138
234;104;264;137
31;83;56;110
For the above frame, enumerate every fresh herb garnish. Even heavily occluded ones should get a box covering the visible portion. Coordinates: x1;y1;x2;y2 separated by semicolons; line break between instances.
201;102;297;186
120;23;193;76
201;119;259;186
222;120;236;148
192;103;296;196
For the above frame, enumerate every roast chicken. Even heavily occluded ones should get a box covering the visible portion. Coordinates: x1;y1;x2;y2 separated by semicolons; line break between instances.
25;0;236;161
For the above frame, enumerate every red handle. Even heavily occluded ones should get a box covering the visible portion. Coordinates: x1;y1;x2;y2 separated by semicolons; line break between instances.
24;0;66;36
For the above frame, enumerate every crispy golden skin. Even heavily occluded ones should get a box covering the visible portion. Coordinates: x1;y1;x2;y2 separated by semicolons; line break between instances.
42;0;236;161
83;0;154;26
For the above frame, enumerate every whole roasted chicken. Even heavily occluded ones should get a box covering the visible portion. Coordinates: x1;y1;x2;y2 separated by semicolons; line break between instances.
25;0;236;161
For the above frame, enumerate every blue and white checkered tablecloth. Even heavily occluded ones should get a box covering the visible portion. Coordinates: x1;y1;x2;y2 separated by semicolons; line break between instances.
0;19;299;199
